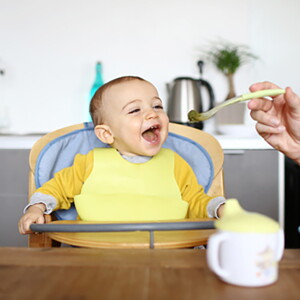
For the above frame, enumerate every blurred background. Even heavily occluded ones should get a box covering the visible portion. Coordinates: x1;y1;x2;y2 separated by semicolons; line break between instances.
0;0;299;133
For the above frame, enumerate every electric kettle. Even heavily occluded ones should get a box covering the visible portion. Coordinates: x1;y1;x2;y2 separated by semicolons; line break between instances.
167;61;215;129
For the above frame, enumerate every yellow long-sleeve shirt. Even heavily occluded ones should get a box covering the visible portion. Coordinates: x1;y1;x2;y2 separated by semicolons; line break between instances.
34;149;219;218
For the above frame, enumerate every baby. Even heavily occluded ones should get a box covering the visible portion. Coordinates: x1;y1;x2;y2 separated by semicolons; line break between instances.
18;76;225;234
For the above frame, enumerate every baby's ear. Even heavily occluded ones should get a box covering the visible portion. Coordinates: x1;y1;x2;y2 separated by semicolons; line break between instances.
94;125;114;144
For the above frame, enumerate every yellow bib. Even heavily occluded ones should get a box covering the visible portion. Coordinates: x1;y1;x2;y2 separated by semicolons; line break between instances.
74;148;188;221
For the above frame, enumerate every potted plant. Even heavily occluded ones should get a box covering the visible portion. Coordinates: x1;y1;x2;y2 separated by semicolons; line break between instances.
204;40;258;100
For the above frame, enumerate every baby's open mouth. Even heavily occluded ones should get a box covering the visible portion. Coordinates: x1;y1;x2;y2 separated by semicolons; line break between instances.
142;125;161;143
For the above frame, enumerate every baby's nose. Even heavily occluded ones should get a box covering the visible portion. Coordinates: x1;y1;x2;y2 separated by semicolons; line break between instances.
145;109;158;119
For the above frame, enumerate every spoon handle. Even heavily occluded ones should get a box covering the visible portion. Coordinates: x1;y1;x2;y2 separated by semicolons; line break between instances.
188;89;285;122
212;89;285;111
238;89;285;101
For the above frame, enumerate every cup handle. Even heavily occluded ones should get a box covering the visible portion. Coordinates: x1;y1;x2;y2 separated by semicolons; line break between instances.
276;229;285;261
207;232;230;279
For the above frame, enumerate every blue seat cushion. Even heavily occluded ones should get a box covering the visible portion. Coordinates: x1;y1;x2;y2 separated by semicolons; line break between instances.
35;122;214;220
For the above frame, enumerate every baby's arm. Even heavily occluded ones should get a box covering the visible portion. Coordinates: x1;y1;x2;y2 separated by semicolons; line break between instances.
18;151;93;234
18;203;46;234
206;197;226;218
174;152;225;218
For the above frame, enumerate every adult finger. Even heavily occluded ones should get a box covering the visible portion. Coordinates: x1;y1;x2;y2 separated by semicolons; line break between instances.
249;81;281;92
248;98;273;112
255;122;285;135
250;108;280;127
285;87;300;115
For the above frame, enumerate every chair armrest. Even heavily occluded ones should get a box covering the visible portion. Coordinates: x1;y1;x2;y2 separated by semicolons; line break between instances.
44;214;53;223
28;213;61;248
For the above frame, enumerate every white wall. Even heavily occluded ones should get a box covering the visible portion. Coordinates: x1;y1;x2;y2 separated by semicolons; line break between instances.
0;0;299;133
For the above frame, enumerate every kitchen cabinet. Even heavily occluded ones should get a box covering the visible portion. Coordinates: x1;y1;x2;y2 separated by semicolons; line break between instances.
0;149;30;246
222;149;283;222
211;133;284;229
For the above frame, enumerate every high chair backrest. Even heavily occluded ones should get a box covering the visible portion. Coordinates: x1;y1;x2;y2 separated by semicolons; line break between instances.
28;122;224;221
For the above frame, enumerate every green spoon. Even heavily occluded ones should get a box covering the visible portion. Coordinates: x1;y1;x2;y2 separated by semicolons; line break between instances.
188;89;285;123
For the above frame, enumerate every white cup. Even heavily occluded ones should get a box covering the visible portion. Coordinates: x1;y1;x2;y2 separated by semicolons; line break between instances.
207;229;284;287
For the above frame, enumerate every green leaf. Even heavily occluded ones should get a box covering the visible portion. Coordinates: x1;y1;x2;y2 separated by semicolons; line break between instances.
203;40;258;75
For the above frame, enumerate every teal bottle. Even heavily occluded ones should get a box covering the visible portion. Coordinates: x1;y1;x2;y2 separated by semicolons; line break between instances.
87;62;104;122
90;62;104;99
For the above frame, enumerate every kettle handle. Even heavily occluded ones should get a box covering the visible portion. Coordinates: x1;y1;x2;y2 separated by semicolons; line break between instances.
166;82;171;94
197;79;215;110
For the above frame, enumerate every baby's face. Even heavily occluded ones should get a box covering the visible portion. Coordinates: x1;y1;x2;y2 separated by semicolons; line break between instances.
100;79;169;157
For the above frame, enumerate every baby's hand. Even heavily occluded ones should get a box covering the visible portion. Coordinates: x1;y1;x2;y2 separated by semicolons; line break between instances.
217;203;225;218
18;203;46;234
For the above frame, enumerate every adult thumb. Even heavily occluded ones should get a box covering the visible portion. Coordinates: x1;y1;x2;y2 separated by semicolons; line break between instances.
286;87;300;115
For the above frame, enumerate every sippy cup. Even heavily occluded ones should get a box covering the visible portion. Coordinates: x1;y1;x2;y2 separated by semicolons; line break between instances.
207;199;284;287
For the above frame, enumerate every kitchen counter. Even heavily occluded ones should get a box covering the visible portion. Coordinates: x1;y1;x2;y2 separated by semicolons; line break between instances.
0;132;272;150
214;134;273;150
0;134;44;149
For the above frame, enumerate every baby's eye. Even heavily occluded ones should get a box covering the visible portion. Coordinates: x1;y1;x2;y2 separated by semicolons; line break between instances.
153;105;164;110
128;108;140;114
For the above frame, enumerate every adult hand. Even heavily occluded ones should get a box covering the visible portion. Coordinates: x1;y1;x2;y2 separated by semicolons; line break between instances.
248;81;300;164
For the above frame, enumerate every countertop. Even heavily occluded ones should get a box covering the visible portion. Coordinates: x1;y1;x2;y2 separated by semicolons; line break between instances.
0;134;44;150
213;134;273;150
0;131;273;150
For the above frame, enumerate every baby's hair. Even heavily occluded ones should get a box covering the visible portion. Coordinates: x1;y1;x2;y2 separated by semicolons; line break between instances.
90;76;146;125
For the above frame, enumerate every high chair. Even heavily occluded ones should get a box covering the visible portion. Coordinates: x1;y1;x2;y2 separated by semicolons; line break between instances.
28;122;224;248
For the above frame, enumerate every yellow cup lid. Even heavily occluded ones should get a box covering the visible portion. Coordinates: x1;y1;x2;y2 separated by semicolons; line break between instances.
215;199;280;233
